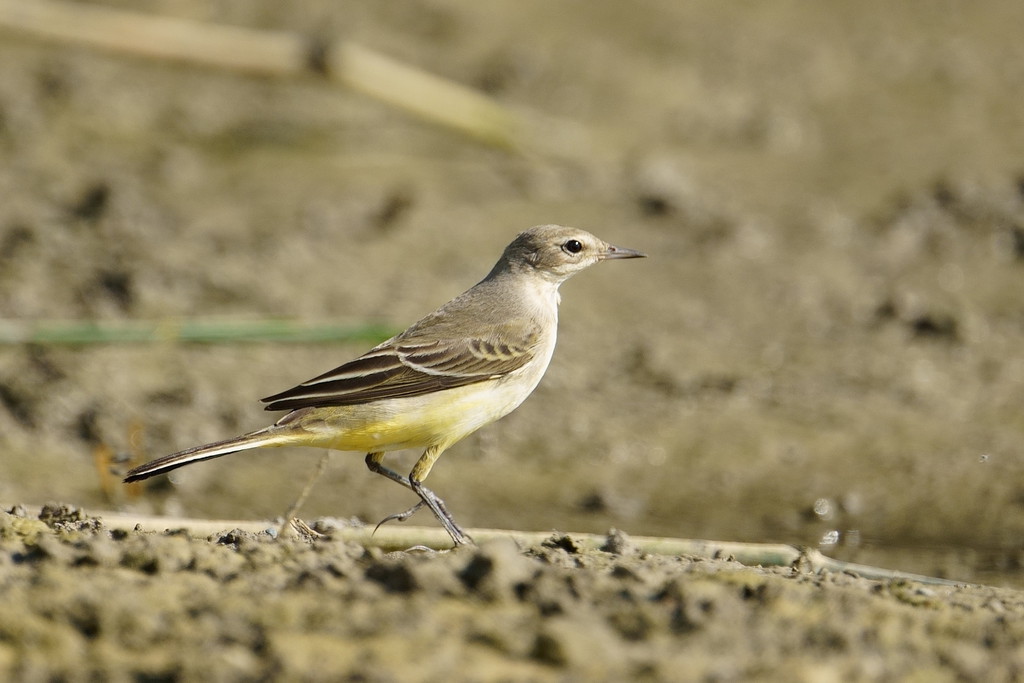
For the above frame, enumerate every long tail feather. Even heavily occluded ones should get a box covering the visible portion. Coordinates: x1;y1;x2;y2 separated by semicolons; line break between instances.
123;428;291;483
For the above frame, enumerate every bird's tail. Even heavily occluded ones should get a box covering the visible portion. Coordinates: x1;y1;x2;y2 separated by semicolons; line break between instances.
123;427;294;483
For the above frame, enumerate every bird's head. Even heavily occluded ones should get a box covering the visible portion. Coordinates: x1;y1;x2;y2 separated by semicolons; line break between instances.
500;224;646;282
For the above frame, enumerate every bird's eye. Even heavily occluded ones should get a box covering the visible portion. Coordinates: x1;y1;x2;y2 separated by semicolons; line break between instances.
563;239;583;254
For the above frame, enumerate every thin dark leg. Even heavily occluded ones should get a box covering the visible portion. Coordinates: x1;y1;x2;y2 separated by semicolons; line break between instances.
364;452;412;488
364;452;471;546
364;452;422;526
410;476;470;546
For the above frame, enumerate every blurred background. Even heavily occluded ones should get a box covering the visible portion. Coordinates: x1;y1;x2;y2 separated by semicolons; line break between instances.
1;0;1024;584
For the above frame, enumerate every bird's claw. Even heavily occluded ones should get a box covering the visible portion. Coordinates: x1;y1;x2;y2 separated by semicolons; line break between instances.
373;501;426;534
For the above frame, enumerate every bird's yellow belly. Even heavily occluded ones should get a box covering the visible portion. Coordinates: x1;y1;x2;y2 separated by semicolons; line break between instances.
290;375;538;454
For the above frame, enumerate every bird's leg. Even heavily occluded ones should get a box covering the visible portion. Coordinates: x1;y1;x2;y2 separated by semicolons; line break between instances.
364;451;412;488
410;445;471;546
364;452;424;527
409;476;470;546
363;450;471;546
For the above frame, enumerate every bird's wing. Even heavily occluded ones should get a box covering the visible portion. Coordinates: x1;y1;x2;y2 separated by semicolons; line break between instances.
260;323;543;411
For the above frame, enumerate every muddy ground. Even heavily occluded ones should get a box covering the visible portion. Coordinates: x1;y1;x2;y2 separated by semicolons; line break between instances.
2;0;1024;679
3;504;1024;682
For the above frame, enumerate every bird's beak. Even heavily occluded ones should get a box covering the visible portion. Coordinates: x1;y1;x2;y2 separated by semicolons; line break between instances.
600;243;647;260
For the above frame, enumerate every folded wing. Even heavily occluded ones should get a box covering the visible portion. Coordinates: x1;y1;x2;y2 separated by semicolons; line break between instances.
261;326;541;411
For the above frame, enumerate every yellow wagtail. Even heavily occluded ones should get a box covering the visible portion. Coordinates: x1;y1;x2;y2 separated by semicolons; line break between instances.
125;225;645;545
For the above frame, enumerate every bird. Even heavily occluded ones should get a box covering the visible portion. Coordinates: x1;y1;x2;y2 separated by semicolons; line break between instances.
124;224;646;546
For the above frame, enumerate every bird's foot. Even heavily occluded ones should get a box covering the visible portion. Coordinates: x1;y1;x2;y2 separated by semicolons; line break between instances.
373;501;426;534
411;480;473;547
